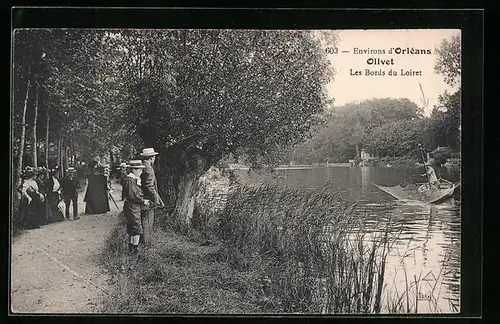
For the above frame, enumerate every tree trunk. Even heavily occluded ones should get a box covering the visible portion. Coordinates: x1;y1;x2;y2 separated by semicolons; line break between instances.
15;78;31;191
65;144;69;171
32;84;39;168
63;144;67;173
58;133;62;178
45;112;50;177
160;149;210;233
356;144;360;159
175;174;200;229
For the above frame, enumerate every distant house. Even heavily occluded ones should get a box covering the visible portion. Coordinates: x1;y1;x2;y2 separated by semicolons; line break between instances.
360;149;377;161
358;149;378;167
431;146;453;155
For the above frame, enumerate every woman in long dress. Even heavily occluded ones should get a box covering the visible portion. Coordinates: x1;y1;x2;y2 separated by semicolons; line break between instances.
84;161;110;214
35;166;51;225
44;166;65;223
18;167;45;229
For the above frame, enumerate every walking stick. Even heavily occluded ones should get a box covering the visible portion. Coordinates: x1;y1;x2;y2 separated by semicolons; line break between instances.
108;192;120;210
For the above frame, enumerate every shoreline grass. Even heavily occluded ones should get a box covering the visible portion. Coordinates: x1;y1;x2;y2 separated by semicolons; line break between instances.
99;214;271;314
99;182;458;314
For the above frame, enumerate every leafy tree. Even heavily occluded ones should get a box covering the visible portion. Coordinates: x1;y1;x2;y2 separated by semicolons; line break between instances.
12;29;137;177
97;29;336;228
364;119;423;158
12;29;336;230
434;35;461;88
430;34;461;152
426;90;461;151
287;98;423;163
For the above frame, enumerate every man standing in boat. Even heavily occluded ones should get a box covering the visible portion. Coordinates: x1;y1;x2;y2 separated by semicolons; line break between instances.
421;163;440;191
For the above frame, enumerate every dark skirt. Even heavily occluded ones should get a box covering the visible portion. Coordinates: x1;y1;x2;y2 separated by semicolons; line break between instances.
84;175;110;214
46;192;65;223
124;201;143;236
40;198;51;224
18;196;44;228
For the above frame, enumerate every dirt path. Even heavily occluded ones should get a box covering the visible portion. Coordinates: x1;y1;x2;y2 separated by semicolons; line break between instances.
10;181;123;314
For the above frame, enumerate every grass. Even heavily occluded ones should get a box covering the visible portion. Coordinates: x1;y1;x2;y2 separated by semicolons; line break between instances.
105;182;395;314
100;181;458;314
99;214;270;314
208;182;397;314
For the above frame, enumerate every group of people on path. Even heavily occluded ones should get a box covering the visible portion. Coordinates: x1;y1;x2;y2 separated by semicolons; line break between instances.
17;160;117;228
17;165;80;229
16;147;164;254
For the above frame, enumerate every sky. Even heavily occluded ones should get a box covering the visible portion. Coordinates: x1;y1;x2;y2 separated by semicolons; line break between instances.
324;29;461;116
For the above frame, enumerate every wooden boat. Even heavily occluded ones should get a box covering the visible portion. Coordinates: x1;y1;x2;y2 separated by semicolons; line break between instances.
373;179;459;204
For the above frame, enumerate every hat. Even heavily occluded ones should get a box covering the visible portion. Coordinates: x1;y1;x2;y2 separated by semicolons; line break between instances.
35;166;45;174
67;167;76;173
23;166;35;177
140;148;159;157
119;162;127;168
127;160;146;169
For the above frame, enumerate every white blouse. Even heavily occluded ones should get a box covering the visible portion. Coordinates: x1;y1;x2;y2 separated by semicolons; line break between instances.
21;179;39;196
52;176;60;192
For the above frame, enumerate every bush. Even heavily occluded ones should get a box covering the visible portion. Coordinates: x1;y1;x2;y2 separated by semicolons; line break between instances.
432;147;455;166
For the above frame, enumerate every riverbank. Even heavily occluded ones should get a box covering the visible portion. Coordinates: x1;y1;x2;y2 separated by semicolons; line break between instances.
99;221;272;313
371;156;421;167
100;182;392;314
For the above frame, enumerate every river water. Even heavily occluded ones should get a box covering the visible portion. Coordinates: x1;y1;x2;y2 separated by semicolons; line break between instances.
235;166;460;314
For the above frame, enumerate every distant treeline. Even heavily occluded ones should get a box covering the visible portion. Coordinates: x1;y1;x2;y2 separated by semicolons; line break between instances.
285;94;460;164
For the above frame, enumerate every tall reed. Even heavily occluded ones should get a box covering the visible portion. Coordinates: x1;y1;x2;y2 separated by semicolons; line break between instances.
208;183;393;313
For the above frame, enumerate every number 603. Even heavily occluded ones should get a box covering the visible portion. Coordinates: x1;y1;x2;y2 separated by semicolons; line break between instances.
325;47;338;54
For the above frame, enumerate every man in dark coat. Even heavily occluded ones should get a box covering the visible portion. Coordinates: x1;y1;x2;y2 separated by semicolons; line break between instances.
139;148;164;247
61;167;80;220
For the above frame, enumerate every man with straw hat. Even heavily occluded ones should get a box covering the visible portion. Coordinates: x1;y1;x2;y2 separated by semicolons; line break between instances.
122;160;150;254
60;167;80;220
139;147;164;247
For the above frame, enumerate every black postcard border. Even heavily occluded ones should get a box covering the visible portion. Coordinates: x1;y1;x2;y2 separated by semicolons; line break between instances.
9;7;484;320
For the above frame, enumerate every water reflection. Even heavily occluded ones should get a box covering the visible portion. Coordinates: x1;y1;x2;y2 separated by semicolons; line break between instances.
236;166;461;314
364;201;460;313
